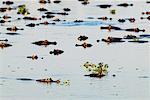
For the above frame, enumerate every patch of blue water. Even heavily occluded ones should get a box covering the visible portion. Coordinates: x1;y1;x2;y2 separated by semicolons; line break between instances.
57;21;115;26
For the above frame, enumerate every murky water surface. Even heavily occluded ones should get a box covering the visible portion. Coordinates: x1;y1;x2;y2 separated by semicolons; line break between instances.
0;0;150;100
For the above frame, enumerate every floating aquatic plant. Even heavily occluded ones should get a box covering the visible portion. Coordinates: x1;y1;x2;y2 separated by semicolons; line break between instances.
60;80;70;86
110;9;116;14
17;5;30;15
83;62;108;78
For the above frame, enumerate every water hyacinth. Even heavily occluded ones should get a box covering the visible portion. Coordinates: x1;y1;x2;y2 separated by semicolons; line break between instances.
60;80;70;86
17;5;30;15
83;62;109;77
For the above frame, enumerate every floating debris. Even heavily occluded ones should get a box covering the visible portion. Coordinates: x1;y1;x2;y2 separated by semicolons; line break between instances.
49;49;64;55
83;62;108;78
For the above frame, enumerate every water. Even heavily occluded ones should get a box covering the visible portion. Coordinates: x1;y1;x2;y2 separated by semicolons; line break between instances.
0;0;150;100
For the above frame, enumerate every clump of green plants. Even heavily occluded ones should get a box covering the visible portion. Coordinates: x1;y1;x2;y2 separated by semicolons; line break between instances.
83;62;109;78
17;5;30;15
